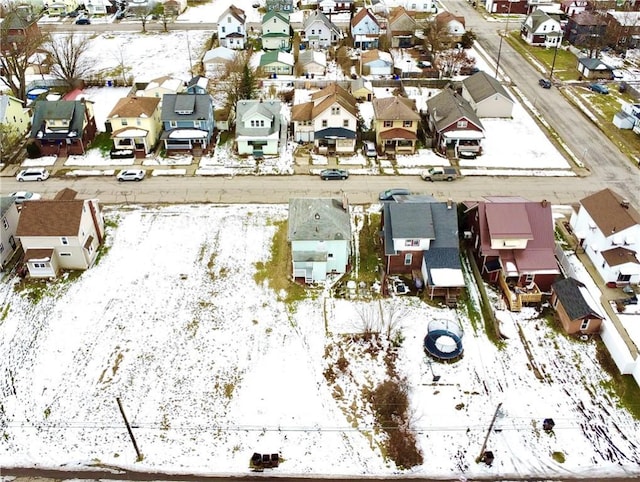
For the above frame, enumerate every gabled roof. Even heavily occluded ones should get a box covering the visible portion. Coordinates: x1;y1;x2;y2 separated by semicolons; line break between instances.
361;49;392;65
30;100;89;140
288;198;351;242
351;7;379;29
219;4;246;23
291;101;314;121
310;83;354;105
387;6;415;28
426;88;484;132
16;200;86;237
1;197;17;217
260;50;294;67
552;277;604;321
263;10;289;24
601;247;640;268
578;57;613;71
462;71;513;103
145;76;184;92
236;99;282;137
373;96;420;121
2;10;38;30
569;11;608;26
528;9;559;30
579;188;640;235
436;11;465;28
108;96;160;118
313;93;358;118
203;46;236;63
298;49;327;67
0;94;24;121
161;94;212;121
303;10;339;33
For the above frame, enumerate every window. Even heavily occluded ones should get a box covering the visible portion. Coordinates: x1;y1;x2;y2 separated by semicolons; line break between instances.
457;120;468;128
311;29;315;34
383;120;393;127
170;121;177;128
404;253;412;265
403;120;412;128
580;319;590;331
343;119;349;127
250;120;256;127
136;119;141;126
237;26;240;33
524;274;534;284
331;106;340;115
0;243;3;254
60;252;71;257
2;217;7;230
33;262;47;269
221;26;226;33
227;16;231;23
328;253;333;258
322;120;328;127
404;239;419;247
121;119;128;126
61;237;69;245
617;273;631;283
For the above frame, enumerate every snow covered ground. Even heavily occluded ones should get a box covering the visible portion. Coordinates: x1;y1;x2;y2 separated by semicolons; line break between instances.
1;204;639;479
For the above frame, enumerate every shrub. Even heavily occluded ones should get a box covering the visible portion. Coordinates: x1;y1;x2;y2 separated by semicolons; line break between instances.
26;142;41;159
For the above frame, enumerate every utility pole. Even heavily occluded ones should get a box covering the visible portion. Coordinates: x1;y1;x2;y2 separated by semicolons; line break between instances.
476;402;502;463
494;1;512;78
116;397;142;461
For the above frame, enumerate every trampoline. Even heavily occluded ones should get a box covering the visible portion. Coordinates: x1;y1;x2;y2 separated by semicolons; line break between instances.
424;319;464;360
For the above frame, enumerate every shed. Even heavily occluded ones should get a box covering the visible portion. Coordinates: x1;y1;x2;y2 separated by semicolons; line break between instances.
577;57;614;80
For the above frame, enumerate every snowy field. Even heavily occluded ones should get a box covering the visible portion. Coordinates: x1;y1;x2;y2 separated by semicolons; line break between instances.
1;204;639;479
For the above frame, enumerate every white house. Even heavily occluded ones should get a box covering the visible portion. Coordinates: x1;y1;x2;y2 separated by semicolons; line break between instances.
613;103;640;131
202;46;236;76
461;71;514;118
570;188;640;286
84;0;113;15
262;10;291;50
288;197;351;283
360;49;393;76
385;0;438;13
217;5;246;50
1;197;21;271
302;10;341;49
235;99;282;156
521;9;563;47
351;8;380;50
298;49;327;76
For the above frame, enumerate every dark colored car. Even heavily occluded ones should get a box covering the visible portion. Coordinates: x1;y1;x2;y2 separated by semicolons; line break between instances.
589;83;609;94
319;169;349;180
539;78;552;89
379;188;411;201
75;17;91;24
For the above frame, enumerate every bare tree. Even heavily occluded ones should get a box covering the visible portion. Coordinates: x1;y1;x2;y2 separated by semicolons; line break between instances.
130;1;157;33
421;17;454;60
214;50;258;119
434;48;475;77
0;9;49;101
45;33;92;89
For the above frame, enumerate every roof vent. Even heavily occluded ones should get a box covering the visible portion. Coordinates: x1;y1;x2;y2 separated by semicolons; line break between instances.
620;200;629;209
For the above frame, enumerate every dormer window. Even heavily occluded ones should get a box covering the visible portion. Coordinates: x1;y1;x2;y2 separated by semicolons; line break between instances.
331;106;340;115
457;120;468;128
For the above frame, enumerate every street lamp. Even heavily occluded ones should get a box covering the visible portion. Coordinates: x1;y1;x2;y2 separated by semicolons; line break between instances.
494;1;513;78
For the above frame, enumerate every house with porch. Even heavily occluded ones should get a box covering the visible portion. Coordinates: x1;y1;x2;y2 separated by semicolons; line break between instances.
235;99;282;156
372;96;420;155
259;50;295;76
290;83;358;153
298;49;327;76
15;190;104;279
386;6;417;48
29;99;97;156
160;93;215;154
1;197;21;271
426;87;484;157
45;0;80;16
288;197;351;284
360;49;393;76
569;188;640;287
85;0;115;16
351;8;381;50
463;196;560;312
381;195;464;304
520;9;563;47
302;10;341;49
262;11;291;51
461;71;514;118
551;277;605;335
106;96;162;156
217;5;246;50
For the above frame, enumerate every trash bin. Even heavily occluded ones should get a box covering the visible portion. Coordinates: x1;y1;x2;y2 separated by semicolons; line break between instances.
106;79;113;87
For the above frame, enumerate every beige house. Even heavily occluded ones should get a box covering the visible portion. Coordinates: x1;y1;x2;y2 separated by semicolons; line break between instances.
136;76;185;101
107;96;162;156
461;71;514;118
386;6;417;48
0;94;30;142
372;96;420;154
1;197;21;271
16;190;105;279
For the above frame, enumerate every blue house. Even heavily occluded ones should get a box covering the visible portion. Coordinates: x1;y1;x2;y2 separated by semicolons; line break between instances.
160;93;214;153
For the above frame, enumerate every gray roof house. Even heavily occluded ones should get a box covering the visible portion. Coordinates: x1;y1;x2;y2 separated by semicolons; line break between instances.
577;57;614;80
461;71;514;118
1;197;21;271
235;99;282;157
160;93;215;153
302;10;341;49
381;195;464;304
288;198;351;283
551;277;604;335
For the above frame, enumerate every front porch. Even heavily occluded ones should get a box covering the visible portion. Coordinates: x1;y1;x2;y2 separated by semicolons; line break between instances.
498;272;542;312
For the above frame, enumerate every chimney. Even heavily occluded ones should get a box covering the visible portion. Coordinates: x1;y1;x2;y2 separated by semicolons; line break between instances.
620;200;629;209
541;199;548;207
447;198;453;209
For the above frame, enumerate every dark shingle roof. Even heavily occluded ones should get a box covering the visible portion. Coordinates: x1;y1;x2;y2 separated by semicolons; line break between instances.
552;277;604;321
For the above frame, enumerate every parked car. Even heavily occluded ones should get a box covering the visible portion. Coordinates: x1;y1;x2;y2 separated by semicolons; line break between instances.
9;191;42;203
16;167;50;182
319;168;349;180
379;188;411;201
589;83;609;94
421;167;459;181
75;17;91;25
363;141;377;158
116;169;146;181
538;78;552;89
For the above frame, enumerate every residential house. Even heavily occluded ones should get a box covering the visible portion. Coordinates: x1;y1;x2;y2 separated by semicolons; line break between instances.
613;103;640;133
461;71;514;118
106;96;162;156
350;77;373;101
186;76;209;95
569;188;640;286
1;10;41;53
606;10;640;50
217;5;246;50
84;0;115;16
29;99;97;156
385;0;438;13
560;0;588;17
565;11;608;47
386;7;417;48
1;197;21;271
351;8;381;50
577;57;614;80
381;196;464;304
288;198;351;283
520;9;563;47
298;49;327;77
160;93;215;153
360;49;393;76
464;197;561;312
235;99;282;156
162;0;187;16
435;11;466;45
15;190;105;279
426;87;485;157
291;83;358;153
372;96;420;154
551;277;604;335
215;109;230;132
45;0;80;16
302;10;341;49
0;94;30;142
300;0;319;6
484;0;528;15
202;46;236;77
319;0;354;13
260;51;295;76
137;76;185;101
266;0;294;12
262;11;291;51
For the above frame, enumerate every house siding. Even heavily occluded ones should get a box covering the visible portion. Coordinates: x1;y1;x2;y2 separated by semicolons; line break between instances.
1;201;21;270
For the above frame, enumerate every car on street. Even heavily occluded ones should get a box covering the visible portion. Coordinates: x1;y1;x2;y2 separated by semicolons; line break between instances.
9;191;42;204
538;78;552;89
319;168;349;180
75;17;91;24
379;188;411;201
589;83;609;94
16;167;50;182
116;169;146;181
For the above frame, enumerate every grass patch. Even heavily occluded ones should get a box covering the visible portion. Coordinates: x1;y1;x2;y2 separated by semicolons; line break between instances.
595;337;640;420
551;451;566;463
357;212;382;284
0;303;10;322
89;132;113;155
506;35;580;82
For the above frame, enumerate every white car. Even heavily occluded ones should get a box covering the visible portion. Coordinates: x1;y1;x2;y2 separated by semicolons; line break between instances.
9;191;42;204
16;167;50;182
116;169;146;182
363;141;377;158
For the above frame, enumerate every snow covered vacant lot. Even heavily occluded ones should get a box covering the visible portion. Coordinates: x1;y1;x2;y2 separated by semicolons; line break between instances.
1;204;640;479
